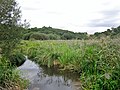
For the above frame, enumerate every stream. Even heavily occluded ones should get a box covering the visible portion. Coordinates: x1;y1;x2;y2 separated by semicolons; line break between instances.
17;59;81;90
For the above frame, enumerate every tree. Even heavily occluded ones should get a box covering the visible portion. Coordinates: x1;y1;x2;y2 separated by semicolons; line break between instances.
0;0;21;25
61;32;75;40
48;34;60;40
0;0;23;56
30;33;49;40
0;1;27;89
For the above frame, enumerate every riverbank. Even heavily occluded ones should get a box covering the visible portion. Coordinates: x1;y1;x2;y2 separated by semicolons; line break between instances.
0;56;28;90
16;38;120;90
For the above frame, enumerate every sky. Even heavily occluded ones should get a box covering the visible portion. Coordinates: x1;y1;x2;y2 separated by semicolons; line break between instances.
17;0;120;34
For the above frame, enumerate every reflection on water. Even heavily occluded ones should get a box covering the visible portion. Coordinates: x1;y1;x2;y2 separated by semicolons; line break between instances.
18;59;81;90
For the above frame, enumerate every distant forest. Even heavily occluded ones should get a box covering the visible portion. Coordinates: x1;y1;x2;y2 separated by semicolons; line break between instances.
23;26;120;40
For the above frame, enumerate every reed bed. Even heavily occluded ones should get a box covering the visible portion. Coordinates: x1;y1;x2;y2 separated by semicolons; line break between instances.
17;38;120;90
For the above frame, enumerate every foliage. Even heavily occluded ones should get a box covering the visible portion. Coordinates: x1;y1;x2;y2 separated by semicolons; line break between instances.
0;0;24;56
23;26;88;40
9;52;26;67
0;25;24;55
30;32;49;40
22;25;120;40
0;57;28;90
17;38;120;90
48;34;60;40
0;0;21;25
92;26;120;39
0;0;28;89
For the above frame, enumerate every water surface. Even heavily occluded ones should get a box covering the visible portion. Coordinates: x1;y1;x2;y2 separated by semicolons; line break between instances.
18;59;81;90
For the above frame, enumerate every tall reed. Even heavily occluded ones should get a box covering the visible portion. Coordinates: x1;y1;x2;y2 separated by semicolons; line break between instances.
17;39;120;90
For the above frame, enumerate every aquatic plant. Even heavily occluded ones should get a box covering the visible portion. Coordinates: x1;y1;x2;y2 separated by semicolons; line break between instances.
16;38;120;90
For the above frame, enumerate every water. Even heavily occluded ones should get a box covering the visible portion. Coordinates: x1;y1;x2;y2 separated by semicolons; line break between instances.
18;59;81;90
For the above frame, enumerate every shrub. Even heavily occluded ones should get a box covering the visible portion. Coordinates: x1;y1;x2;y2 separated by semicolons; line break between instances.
30;33;49;40
9;53;26;67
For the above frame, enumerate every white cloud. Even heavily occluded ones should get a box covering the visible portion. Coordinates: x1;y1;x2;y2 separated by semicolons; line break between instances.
17;0;120;34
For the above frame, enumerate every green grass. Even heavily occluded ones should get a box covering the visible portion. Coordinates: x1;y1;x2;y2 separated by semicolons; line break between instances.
0;56;28;90
17;39;120;90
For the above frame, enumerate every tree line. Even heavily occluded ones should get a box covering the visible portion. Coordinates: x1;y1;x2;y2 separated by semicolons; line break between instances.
90;26;120;39
23;26;88;40
22;26;120;40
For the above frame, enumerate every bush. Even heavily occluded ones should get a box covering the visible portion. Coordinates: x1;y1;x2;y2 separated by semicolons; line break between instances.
30;33;49;40
48;34;60;40
9;53;26;67
23;32;33;40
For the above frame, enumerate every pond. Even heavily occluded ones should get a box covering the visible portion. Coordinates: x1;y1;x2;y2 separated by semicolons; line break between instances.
18;59;81;90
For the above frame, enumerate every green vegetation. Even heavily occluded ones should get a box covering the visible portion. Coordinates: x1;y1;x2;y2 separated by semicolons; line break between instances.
91;26;120;39
0;57;28;90
0;0;120;89
0;0;28;89
23;26;88;40
22;25;120;41
9;52;26;67
17;38;120;90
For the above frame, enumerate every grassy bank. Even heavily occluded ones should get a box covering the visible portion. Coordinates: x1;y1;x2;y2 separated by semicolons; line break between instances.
0;56;28;90
17;39;120;90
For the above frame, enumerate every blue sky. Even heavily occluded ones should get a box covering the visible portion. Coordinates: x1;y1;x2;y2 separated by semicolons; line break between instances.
17;0;120;34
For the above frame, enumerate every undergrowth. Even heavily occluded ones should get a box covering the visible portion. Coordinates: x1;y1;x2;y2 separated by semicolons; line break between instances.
0;56;28;90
